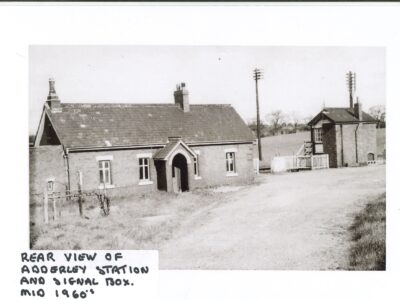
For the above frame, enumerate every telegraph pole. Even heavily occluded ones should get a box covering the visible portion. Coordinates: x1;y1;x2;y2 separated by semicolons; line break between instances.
254;68;263;161
346;71;356;108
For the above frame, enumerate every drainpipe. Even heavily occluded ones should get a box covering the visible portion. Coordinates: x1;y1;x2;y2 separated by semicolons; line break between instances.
63;147;71;193
355;124;360;164
340;124;344;167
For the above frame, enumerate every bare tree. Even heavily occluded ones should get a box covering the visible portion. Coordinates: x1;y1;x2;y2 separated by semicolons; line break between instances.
247;119;266;137
289;111;301;133
369;105;386;128
266;110;286;136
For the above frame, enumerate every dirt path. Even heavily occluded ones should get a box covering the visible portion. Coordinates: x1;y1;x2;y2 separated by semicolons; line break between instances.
159;165;386;270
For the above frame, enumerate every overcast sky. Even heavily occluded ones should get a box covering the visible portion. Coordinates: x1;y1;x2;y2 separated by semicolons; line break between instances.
29;46;385;134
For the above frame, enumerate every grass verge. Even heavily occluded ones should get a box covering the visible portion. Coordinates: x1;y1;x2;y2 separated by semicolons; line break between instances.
348;193;386;270
30;186;245;250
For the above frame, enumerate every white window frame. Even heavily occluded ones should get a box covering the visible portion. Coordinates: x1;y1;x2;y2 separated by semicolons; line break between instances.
194;156;199;175
98;160;113;188
193;152;201;180
139;157;151;182
194;150;201;179
225;151;238;176
137;153;153;185
46;177;55;192
314;127;323;143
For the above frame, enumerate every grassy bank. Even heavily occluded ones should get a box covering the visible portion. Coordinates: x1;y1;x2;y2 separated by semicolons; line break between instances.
30;187;239;250
348;193;386;270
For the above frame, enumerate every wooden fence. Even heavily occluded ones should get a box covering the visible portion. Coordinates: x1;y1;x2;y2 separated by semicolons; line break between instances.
271;154;329;173
311;154;330;170
42;188;110;224
42;171;110;224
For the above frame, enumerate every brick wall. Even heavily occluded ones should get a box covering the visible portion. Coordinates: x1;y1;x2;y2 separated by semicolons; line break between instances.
190;143;255;188
68;149;159;199
355;123;377;163
322;123;337;167
335;123;377;167
29;146;67;203
30;143;255;201
335;125;344;167
65;142;255;198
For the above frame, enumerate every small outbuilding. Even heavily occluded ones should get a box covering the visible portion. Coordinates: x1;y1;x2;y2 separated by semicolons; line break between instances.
307;102;378;168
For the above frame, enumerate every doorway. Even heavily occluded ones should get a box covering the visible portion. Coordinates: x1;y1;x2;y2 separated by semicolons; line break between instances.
171;153;189;192
367;153;375;161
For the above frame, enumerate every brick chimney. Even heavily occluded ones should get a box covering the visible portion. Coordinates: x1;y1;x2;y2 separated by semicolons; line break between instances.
354;98;362;121
174;82;189;112
46;78;61;112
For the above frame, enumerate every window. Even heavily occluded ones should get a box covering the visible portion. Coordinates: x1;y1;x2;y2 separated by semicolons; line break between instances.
226;152;236;173
139;157;150;181
99;160;112;185
314;128;323;142
46;179;55;192
194;156;200;176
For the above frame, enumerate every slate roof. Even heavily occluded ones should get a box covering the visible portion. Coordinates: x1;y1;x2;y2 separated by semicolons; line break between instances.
308;107;377;126
153;140;180;160
153;139;196;160
46;103;255;149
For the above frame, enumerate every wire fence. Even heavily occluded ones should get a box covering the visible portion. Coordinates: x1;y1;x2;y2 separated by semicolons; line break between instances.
37;171;112;225
40;188;111;224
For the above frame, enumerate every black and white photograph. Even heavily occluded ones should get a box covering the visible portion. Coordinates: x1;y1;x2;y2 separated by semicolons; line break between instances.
29;45;385;270
3;3;400;300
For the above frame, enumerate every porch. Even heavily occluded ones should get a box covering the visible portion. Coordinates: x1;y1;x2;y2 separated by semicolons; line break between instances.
153;138;196;193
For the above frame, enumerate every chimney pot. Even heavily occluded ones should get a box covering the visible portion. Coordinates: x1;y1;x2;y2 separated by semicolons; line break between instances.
46;78;61;112
47;78;58;100
354;100;362;121
174;82;190;112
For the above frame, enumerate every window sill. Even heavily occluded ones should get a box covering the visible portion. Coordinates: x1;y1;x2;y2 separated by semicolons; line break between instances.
194;176;202;180
98;184;115;189
139;180;154;186
226;172;238;177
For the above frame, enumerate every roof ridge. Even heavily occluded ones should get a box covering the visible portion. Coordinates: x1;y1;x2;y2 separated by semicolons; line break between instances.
61;102;177;106
191;104;231;107
324;107;352;109
60;103;232;107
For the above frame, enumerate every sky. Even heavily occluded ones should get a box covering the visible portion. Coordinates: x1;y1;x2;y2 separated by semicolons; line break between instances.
29;46;385;134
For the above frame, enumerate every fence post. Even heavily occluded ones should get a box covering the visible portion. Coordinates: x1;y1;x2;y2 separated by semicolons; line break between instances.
77;171;83;217
102;182;107;198
43;188;49;224
58;195;62;218
52;193;57;221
